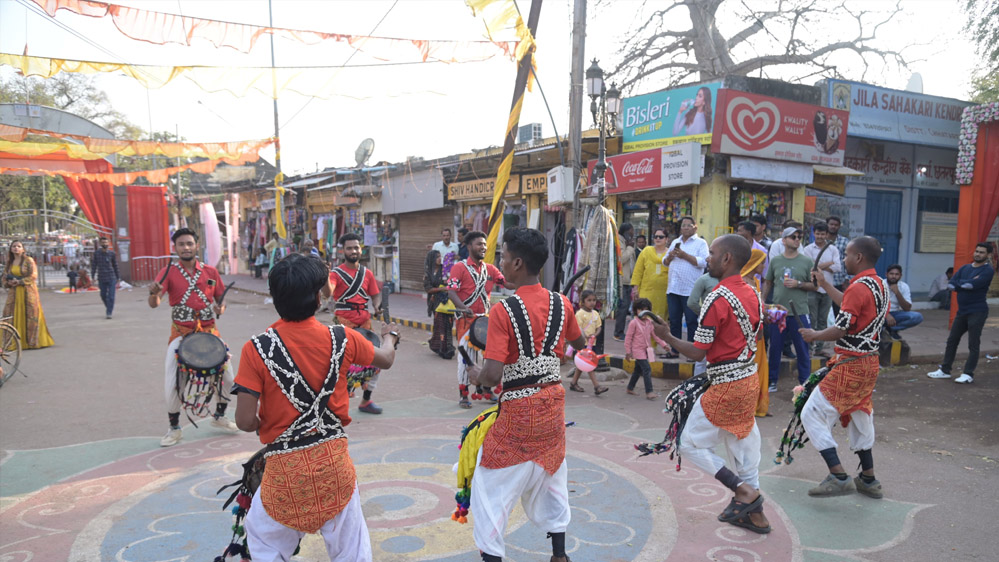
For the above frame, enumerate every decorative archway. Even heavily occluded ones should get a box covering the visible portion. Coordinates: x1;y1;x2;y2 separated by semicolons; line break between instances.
953;102;999;323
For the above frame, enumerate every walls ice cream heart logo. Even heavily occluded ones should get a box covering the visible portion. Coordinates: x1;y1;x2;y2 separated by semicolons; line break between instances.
726;96;781;151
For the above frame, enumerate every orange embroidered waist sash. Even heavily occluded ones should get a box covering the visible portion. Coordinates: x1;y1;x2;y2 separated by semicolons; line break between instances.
260;438;356;533
480;384;566;474
818;353;880;427
700;373;759;439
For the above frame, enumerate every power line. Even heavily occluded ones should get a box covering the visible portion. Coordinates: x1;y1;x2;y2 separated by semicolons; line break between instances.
280;0;400;130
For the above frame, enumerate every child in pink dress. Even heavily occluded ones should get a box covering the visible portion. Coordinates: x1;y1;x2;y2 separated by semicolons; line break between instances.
625;298;670;399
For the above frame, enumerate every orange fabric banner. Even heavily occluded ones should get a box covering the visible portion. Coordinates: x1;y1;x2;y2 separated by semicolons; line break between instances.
0;125;274;160
0;151;261;187
29;0;517;62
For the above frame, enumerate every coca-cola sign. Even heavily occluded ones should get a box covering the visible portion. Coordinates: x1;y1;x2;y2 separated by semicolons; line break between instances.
586;143;701;194
621;157;656;177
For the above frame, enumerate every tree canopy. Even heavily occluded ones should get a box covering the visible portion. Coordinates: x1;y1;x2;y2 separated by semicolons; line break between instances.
964;0;999;102
604;0;909;93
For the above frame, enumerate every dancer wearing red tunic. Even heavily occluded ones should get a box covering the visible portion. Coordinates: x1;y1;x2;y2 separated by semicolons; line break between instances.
447;230;510;407
468;228;585;562
800;236;889;499
654;234;771;534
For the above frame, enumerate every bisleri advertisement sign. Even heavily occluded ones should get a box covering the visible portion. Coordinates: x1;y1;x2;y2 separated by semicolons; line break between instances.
622;81;722;152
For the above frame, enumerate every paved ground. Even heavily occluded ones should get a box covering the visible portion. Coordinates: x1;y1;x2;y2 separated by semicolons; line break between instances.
1;286;998;561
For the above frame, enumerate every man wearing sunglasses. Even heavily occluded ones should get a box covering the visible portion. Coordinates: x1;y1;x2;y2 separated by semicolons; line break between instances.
762;226;816;391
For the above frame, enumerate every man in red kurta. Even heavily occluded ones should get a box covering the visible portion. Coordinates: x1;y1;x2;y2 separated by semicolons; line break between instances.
654;234;771;535
233;253;400;561
468;227;585;562
148;228;238;447
800;236;889;499
447;230;510;407
323;232;383;414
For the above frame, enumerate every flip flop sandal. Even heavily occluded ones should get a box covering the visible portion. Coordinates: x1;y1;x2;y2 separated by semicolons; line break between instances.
594;386;609;395
717;494;764;522
727;512;772;534
569;383;585;392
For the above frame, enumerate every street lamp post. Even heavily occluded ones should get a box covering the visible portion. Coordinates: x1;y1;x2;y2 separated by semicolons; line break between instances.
585;59;621;204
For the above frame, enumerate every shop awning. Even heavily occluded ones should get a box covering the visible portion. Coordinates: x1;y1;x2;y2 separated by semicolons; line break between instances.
343;183;383;196
809;164;863;196
813;165;864;176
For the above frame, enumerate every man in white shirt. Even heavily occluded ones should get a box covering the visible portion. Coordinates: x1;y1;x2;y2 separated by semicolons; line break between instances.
662;216;709;344
885;264;923;339
801;222;841;356
432;228;459;262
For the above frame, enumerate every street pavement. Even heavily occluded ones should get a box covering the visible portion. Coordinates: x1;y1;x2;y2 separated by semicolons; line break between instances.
1;284;997;561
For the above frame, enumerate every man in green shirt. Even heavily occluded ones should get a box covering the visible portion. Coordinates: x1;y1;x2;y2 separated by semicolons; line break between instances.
762;226;815;391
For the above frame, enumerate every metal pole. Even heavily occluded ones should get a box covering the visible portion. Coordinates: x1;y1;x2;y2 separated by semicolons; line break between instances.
268;0;284;240
567;0;586;228
596;92;606;203
41;176;48;234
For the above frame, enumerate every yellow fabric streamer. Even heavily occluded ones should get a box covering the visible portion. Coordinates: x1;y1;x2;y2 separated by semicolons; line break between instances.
0;53;458;100
466;0;537;91
274;172;287;239
0;137;274;160
0;152;261;187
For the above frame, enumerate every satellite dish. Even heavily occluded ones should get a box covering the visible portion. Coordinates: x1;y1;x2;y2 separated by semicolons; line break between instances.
355;138;375;167
905;73;923;94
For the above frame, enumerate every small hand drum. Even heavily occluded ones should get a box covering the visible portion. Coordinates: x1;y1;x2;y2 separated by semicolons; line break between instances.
177;332;229;373
348;328;382;391
175;332;229;418
468;316;489;350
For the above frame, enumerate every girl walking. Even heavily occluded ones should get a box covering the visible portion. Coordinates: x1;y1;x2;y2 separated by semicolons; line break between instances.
624;298;669;399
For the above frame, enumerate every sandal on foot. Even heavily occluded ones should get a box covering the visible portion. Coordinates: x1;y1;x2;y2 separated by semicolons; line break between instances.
569;383;585;392
594;386;609;395
717;494;764;522
726;512;771;534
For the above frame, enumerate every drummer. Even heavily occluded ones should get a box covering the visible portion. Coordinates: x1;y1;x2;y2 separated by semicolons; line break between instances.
322;233;384;414
447;230;514;408
148;228;239;448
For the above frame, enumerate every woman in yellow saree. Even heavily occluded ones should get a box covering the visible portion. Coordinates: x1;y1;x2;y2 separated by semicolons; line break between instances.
3;241;55;349
742;248;768;417
630;227;671;321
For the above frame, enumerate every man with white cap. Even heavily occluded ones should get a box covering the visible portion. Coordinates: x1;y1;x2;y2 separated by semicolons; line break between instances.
762;225;815;392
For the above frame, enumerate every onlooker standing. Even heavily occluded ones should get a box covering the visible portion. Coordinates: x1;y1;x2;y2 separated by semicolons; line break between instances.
927;243;995;384
884;264;923;339
928;267;954;310
614;223;637;341
91;236;119;319
802;222;841;356
762;226;816;390
662;216;708;344
686;271;719;375
631;227;671;332
253;249;267;279
767;220;803;359
301;238;320;257
736;221;768;282
432;228;459;262
457;227;470;261
635;234;647;252
67;265;79;293
750;214;772;251
826;216;850;312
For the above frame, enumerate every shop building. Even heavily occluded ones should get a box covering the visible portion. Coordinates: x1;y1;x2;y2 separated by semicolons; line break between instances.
814;80;972;290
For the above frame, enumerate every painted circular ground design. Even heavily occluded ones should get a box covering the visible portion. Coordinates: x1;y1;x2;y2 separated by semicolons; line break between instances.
1;416;794;561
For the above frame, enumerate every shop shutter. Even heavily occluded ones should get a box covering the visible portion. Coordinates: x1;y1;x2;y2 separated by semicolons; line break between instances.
398;208;455;291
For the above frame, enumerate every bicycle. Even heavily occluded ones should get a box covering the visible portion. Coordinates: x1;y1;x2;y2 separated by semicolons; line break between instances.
0;315;22;387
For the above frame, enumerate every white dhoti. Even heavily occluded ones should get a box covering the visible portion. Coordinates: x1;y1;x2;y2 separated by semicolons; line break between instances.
164;334;235;414
800;388;875;452
678;399;761;490
470;449;571;558
244;483;372;562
